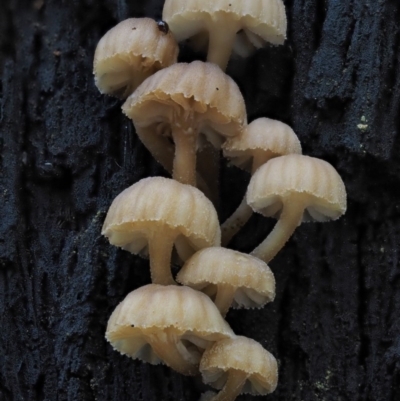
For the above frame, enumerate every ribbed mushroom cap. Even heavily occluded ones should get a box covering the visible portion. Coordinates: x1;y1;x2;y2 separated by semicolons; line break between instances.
163;0;286;65
102;177;221;261
93;18;178;98
123;61;246;151
177;247;275;310
247;154;347;222
222;118;302;172
200;336;278;395
106;284;235;375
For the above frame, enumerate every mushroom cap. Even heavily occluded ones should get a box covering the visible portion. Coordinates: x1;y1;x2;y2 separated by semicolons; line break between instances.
177;247;275;309
247;154;347;222
200;336;278;395
222;118;302;171
106;284;235;365
93;18;178;98
122;61;247;170
102;177;221;261
163;0;287;51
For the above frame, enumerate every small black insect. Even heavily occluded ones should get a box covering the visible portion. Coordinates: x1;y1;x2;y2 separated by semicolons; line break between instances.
157;20;169;34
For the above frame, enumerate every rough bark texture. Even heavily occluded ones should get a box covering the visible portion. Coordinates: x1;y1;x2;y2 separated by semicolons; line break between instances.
1;0;399;400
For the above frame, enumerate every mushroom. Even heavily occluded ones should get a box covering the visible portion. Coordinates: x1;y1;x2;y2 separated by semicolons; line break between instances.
106;284;235;376
247;154;347;263
200;336;278;401
163;0;287;70
221;118;302;245
102;177;221;285
122;61;246;187
93;18;178;99
177;247;275;317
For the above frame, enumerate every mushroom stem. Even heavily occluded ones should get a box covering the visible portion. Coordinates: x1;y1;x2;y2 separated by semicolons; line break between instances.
207;24;239;70
149;330;198;376
210;370;248;401
221;198;253;246
221;153;276;246
214;285;237;317
251;201;305;263
171;124;197;186
148;231;176;285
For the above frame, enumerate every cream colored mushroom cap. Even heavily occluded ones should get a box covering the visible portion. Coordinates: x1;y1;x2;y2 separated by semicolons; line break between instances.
93;18;178;97
122;61;246;145
106;284;235;364
177;247;275;308
247;154;347;222
102;177;221;259
123;61;246;123
163;0;287;45
222;118;302;171
200;336;278;395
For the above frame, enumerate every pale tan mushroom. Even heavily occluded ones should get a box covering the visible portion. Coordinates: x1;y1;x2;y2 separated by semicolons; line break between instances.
200;336;278;401
163;0;287;70
102;177;221;285
122;61;246;187
177;247;275;317
106;284;235;376
247;154;347;263
93;18;178;98
221;118;302;245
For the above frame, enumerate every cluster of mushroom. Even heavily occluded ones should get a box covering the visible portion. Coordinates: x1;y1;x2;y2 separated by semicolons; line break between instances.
94;1;347;400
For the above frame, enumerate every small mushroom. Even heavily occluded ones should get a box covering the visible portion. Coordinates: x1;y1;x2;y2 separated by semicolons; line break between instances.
247;154;347;263
221;118;302;245
93;18;178;98
102;177;221;285
163;0;287;70
177;247;275;317
200;336;278;401
106;284;235;376
122;61;246;187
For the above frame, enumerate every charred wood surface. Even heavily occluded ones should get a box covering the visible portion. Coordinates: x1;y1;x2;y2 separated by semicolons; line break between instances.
0;0;399;400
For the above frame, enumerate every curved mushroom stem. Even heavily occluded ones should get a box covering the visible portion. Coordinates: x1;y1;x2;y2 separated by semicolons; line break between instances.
148;231;176;285
171;124;197;186
210;370;248;401
221;198;253;246
221;152;275;246
207;24;240;71
214;285;237;317
251;201;305;263
149;330;198;376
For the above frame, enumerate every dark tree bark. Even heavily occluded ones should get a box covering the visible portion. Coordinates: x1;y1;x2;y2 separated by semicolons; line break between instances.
1;0;399;400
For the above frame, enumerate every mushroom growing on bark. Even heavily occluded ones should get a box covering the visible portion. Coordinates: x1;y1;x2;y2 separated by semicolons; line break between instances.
200;336;278;401
221;118;302;245
122;61;246;187
102;177;221;285
93;18;178;98
163;0;287;70
177;247;275;317
106;284;235;376
247;154;347;263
